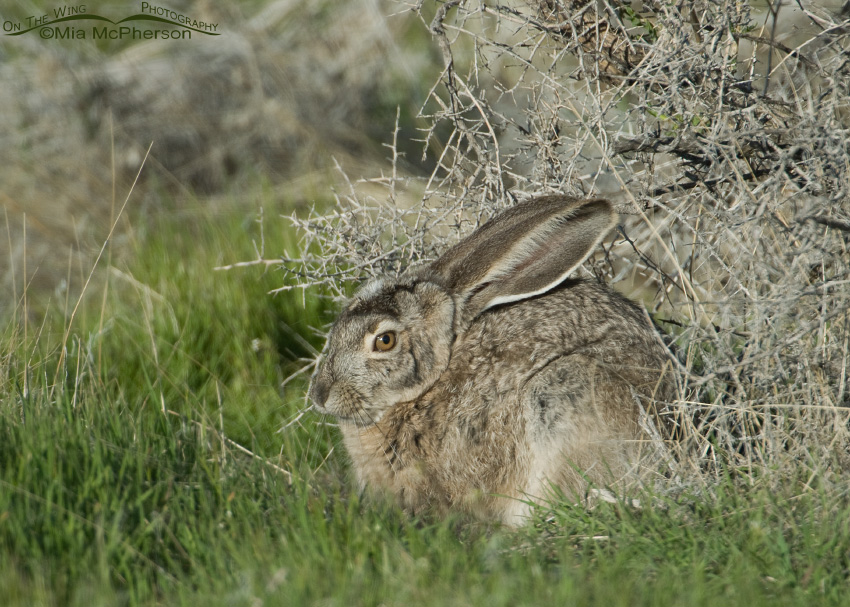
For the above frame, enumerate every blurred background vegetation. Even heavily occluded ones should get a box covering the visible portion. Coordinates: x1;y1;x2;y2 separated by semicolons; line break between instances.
1;0;442;318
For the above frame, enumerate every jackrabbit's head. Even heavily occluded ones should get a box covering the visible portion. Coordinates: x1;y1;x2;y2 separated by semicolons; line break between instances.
309;278;456;426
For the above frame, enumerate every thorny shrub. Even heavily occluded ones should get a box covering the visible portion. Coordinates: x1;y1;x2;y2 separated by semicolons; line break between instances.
281;1;850;490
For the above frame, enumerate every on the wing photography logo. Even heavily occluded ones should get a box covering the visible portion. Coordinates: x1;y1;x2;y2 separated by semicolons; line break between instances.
3;3;219;40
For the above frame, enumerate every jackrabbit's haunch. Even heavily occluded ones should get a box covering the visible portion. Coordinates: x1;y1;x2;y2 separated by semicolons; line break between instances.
309;195;672;524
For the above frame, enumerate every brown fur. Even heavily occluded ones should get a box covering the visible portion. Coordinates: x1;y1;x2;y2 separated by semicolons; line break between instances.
309;196;673;525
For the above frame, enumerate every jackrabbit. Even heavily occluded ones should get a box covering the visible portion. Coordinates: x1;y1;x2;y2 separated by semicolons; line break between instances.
309;195;672;524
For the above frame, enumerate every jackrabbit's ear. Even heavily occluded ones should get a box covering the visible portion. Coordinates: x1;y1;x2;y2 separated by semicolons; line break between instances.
429;196;616;326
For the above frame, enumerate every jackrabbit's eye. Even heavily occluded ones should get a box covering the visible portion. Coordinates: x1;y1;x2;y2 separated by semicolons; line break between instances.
374;331;396;352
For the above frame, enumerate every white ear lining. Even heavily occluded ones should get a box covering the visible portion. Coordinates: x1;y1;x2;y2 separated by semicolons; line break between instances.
480;264;581;311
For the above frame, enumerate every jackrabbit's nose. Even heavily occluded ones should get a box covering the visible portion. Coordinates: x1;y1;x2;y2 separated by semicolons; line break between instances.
310;377;330;408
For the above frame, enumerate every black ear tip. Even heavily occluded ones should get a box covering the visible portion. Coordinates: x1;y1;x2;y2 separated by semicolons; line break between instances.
571;198;616;225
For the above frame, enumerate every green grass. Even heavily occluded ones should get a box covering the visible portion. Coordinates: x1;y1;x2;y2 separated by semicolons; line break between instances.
1;196;848;606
